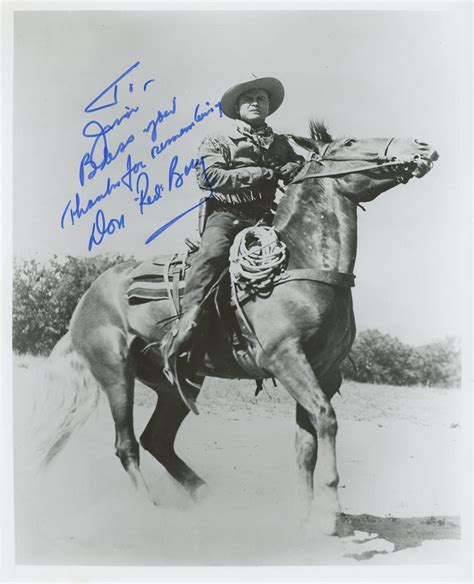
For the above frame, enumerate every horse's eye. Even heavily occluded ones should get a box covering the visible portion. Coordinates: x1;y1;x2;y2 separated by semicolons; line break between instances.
344;139;356;147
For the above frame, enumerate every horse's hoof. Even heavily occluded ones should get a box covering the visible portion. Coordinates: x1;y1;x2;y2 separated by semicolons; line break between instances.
317;511;344;537
338;513;354;537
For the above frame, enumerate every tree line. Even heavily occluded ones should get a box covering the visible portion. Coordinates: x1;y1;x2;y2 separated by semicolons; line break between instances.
13;255;460;388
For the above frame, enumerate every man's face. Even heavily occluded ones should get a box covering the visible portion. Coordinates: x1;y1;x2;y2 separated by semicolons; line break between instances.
236;89;270;127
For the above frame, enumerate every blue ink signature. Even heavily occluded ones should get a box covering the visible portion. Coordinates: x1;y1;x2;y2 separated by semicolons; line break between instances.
60;177;122;229
129;154;204;216
88;209;125;251
116;155;163;215
85;61;140;113
143;96;177;142
194;101;223;122
145;157;214;243
62;154;147;228
120;154;147;191
134;171;165;215
168;154;205;191
79;116;138;186
150;121;195;159
150;100;222;159
145;195;213;245
101;105;140;133
68;63;227;251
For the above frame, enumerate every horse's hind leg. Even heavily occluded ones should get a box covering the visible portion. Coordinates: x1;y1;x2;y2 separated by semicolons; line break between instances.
295;404;318;523
140;378;206;499
82;328;153;503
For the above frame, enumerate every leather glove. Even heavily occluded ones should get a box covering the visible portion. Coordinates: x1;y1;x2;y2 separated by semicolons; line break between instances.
275;162;302;184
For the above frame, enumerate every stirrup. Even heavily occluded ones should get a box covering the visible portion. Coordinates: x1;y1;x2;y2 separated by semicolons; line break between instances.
162;343;183;386
168;353;200;415
162;343;199;415
163;365;175;385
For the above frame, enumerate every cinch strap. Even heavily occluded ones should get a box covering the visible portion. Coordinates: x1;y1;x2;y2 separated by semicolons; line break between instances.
275;268;355;289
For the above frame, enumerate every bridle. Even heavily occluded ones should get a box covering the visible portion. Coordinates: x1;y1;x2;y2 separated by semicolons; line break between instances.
290;137;423;185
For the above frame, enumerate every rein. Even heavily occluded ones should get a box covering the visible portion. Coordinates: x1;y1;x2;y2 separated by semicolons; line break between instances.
290;137;418;185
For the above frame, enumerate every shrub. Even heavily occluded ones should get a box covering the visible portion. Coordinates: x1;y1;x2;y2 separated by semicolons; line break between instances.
408;336;461;387
13;254;132;355
341;329;461;388
12;258;462;388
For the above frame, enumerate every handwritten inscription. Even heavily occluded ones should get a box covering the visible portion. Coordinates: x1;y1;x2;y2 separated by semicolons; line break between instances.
143;96;177;142
134;172;164;215
88;209;125;251
79;128;135;187
145;196;211;245
60;60;222;251
149;100;222;159
84;61;141;113
168;155;205;191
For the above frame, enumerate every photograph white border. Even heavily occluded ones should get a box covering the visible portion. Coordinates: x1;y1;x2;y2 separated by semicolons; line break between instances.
1;1;472;582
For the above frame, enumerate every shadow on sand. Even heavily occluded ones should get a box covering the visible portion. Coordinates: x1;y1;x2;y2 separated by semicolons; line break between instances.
343;513;460;560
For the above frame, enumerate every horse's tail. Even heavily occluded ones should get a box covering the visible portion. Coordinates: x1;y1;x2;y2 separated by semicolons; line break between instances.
34;332;101;468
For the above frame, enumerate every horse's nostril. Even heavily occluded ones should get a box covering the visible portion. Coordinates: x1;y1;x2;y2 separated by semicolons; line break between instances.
415;139;428;146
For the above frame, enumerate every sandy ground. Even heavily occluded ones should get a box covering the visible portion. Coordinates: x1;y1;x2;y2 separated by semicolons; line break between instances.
12;355;466;568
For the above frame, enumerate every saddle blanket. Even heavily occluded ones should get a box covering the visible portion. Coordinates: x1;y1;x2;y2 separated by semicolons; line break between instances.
126;252;189;306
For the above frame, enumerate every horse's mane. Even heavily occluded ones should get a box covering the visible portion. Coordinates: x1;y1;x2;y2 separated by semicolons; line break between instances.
286;120;333;154
309;120;333;143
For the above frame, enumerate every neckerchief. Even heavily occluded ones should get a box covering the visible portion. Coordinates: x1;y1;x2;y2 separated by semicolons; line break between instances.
235;122;275;150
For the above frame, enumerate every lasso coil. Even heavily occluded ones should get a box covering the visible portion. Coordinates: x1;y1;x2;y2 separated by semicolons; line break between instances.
229;226;288;290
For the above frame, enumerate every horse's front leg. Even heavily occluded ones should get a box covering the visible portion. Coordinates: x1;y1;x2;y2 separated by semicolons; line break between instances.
265;341;342;536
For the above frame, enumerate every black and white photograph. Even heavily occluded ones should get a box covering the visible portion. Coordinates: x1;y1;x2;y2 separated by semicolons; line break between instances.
2;2;472;580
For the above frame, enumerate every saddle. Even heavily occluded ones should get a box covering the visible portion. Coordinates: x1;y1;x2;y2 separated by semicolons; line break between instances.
126;244;253;413
126;228;290;332
126;245;251;353
126;228;355;414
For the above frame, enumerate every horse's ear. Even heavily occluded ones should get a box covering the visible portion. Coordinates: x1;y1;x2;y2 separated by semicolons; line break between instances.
309;120;333;143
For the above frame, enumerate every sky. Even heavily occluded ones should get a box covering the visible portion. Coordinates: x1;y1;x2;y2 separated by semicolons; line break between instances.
12;6;471;345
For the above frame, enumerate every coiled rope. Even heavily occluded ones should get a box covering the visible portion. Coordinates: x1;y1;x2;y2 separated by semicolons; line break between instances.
229;226;288;290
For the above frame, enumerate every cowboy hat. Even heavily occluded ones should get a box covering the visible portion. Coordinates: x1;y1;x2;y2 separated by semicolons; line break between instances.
220;77;285;120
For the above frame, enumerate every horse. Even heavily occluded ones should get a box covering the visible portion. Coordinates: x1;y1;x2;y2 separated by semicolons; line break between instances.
35;122;438;536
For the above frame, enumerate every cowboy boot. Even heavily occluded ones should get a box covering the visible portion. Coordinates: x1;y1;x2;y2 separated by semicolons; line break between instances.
162;305;202;385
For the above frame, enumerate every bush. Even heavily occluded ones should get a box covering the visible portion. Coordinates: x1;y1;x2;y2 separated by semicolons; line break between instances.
341;329;461;388
408;336;461;387
13;254;133;355
12;258;462;388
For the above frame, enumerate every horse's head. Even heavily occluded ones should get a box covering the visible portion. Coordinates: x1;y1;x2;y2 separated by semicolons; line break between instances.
296;122;439;203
